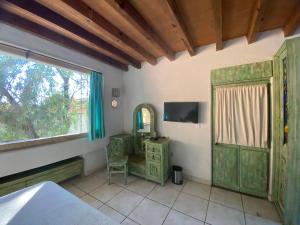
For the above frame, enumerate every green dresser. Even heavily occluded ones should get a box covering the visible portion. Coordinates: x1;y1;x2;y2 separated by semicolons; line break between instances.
108;134;170;185
145;138;170;185
108;104;170;185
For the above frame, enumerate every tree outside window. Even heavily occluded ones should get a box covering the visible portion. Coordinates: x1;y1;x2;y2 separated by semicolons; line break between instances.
0;53;89;143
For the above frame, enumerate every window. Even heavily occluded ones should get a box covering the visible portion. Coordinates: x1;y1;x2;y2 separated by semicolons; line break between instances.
0;52;89;144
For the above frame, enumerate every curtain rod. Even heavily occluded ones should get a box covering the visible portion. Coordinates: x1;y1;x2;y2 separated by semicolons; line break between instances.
0;42;101;74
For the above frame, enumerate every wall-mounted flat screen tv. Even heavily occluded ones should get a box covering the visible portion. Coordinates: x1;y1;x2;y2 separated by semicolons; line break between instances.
164;102;199;123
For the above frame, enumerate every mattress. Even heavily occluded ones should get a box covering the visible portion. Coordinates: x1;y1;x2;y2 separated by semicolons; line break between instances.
0;181;119;225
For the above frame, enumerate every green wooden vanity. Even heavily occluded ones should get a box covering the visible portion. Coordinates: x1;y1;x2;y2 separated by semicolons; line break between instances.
108;104;170;185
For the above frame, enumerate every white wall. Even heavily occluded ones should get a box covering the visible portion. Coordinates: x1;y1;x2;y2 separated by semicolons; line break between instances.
0;23;124;177
123;28;300;184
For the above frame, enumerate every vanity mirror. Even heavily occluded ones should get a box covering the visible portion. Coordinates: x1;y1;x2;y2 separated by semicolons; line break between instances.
108;103;170;185
133;104;156;155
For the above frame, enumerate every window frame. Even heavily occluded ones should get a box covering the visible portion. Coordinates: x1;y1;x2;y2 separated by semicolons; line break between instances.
0;133;87;152
0;43;94;151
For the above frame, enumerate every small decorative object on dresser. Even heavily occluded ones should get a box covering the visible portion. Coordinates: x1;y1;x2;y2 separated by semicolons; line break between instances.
107;104;170;185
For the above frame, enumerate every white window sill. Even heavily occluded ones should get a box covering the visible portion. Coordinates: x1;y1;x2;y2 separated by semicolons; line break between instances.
0;133;87;152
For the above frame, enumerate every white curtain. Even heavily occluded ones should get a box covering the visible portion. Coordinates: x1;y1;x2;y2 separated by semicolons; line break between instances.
215;84;268;148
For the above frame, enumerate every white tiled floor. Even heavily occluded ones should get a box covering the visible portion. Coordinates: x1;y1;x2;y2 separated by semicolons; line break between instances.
60;170;282;225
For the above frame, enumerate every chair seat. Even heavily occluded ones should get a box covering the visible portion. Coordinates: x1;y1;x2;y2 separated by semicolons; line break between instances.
108;156;128;167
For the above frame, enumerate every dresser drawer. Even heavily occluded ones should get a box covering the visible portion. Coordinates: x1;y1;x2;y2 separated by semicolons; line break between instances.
147;152;161;162
146;144;161;154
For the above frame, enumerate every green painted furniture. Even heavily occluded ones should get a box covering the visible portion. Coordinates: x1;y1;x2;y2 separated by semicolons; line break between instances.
239;146;269;197
211;61;272;198
212;144;239;191
273;37;300;225
145;138;170;185
108;104;170;185
106;134;130;185
0;157;83;196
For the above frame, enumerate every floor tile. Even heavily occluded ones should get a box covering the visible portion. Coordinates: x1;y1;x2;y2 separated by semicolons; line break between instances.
206;202;245;225
74;173;106;193
148;185;180;207
164;179;185;192
173;192;208;221
107;189;144;216
182;181;211;200
91;170;108;179
98;205;126;223
245;214;282;225
111;174;139;188
129;198;170;225
121;218;139;225
210;187;242;211
127;179;156;196
90;183;123;203
66;186;86;198
163;210;205;225
242;195;281;222
80;194;103;208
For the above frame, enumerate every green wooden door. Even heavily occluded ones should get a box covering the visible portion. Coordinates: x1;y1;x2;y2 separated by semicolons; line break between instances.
213;144;239;191
277;50;289;213
273;48;289;216
239;147;268;197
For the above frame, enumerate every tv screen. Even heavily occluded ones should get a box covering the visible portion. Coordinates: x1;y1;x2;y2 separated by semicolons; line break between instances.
164;102;199;123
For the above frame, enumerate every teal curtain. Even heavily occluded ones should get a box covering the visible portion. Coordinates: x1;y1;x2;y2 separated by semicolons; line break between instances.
88;71;105;141
137;110;144;129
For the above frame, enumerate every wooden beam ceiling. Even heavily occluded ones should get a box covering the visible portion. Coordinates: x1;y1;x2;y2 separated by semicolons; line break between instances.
35;0;157;65
0;0;141;69
247;0;269;44
283;3;300;37
163;0;195;56
211;0;223;50
103;0;176;61
0;0;298;70
0;9;128;71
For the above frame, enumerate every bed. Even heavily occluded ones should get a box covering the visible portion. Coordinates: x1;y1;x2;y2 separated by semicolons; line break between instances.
0;181;119;225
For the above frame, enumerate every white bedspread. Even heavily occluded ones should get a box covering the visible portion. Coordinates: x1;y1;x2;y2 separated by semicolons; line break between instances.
0;181;119;225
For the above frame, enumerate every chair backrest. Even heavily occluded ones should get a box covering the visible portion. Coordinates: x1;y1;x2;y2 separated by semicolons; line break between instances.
106;140;124;161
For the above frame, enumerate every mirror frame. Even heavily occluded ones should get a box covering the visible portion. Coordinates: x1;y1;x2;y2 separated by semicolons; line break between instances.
133;103;156;137
133;104;157;155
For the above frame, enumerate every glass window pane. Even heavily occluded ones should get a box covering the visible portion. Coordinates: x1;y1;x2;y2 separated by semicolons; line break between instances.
0;53;89;143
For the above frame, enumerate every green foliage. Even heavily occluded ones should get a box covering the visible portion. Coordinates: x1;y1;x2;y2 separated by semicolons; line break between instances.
0;53;89;143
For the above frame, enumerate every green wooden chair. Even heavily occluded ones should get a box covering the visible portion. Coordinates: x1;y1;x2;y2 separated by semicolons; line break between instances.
106;141;128;185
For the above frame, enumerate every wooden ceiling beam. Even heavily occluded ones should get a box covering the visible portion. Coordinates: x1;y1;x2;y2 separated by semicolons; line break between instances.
0;0;141;69
164;0;195;56
211;0;223;50
247;0;269;44
34;0;157;65
0;9;128;71
103;0;175;61
283;4;300;37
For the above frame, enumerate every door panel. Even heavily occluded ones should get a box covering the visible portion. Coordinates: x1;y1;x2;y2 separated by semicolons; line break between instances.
146;162;161;182
240;147;268;197
213;145;239;191
277;50;288;213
